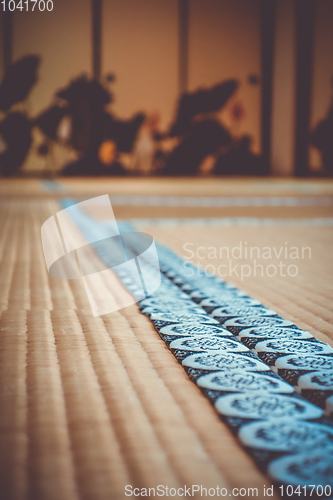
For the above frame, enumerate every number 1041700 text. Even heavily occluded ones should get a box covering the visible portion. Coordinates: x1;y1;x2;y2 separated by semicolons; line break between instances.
1;0;53;11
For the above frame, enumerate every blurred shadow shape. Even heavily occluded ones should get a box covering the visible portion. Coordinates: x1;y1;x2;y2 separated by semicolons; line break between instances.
61;151;127;176
247;74;260;86
312;107;333;172
56;75;112;153
0;55;40;111
213;136;265;175
56;75;145;175
0;112;32;176
57;75;112;108
34;105;67;141
163;120;232;176
169;79;238;137
110;113;146;153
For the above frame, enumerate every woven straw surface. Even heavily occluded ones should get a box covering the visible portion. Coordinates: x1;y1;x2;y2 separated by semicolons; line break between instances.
1;178;333;500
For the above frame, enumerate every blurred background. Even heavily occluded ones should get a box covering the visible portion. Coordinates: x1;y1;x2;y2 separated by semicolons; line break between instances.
0;0;332;178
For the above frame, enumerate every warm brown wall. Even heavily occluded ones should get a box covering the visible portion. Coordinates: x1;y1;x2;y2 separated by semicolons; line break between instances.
2;1;333;175
2;0;262;170
270;0;296;176
270;0;333;175
189;0;261;154
102;0;178;129
12;0;91;115
8;0;91;171
102;0;261;145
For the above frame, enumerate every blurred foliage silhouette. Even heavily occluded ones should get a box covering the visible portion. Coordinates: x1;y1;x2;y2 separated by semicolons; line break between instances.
169;80;238;137
0;56;40;176
312;106;333;172
0;55;40;111
163;78;265;176
54;75;145;175
164;120;232;176
0;56;266;177
0;112;32;176
34;105;67;141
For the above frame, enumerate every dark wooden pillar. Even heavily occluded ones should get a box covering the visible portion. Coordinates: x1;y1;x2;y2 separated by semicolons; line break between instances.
294;0;315;176
92;0;102;80
178;0;189;95
260;0;276;173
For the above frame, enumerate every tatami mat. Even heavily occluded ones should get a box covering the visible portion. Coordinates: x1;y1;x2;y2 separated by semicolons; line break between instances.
1;179;333;500
140;224;333;347
0;198;281;500
1;177;333;198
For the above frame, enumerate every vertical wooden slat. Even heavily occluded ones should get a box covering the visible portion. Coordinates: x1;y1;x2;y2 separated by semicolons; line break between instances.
260;0;276;173
178;0;189;94
294;0;316;176
92;0;102;80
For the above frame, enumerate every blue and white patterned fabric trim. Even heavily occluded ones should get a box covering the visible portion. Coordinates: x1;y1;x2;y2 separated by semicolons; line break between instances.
108;195;333;207
126;217;333;227
62;200;333;495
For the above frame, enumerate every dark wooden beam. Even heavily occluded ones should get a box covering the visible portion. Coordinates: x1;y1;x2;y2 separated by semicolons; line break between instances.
178;0;189;95
260;0;276;174
294;0;315;176
92;0;102;80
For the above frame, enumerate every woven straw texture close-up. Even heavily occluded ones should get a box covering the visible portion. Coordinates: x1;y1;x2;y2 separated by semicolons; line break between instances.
1;178;333;500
